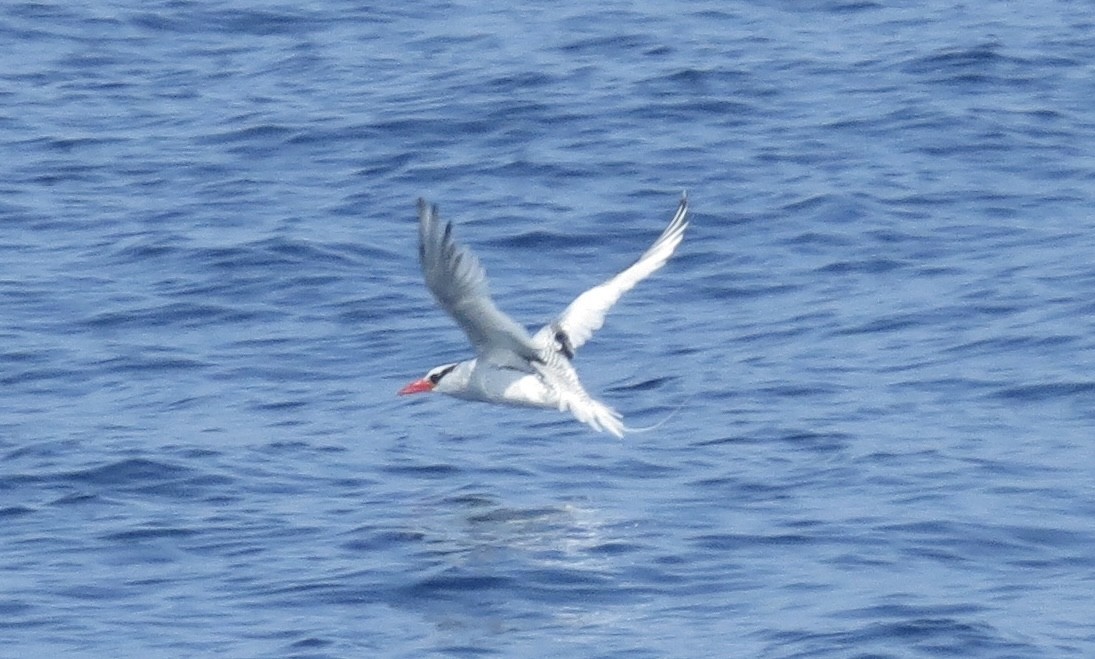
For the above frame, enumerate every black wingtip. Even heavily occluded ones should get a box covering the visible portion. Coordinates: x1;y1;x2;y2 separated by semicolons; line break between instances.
417;197;440;219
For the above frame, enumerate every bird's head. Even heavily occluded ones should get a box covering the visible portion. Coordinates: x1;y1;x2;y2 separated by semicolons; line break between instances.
398;362;460;396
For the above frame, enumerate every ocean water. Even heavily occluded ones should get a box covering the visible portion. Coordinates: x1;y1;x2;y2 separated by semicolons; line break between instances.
2;1;1094;657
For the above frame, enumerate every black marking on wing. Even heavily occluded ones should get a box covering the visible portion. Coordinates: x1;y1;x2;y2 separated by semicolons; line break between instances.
554;329;575;360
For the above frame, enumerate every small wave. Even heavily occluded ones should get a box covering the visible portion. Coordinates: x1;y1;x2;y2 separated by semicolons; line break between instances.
993;381;1095;402
63;458;192;486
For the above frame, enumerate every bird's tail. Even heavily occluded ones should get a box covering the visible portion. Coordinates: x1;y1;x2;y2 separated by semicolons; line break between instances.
620;397;688;434
534;357;625;438
563;394;685;438
567;395;625;439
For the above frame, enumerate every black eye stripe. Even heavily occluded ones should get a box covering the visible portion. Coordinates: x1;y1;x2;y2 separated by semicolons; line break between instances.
430;364;457;384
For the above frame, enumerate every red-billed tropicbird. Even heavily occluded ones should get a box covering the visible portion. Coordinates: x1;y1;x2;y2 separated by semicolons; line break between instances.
399;195;689;437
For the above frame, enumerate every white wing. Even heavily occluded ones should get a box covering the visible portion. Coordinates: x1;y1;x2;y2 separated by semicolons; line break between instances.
535;194;689;355
417;198;541;369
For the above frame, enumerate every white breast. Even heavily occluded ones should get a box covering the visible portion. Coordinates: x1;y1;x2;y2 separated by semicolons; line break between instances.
456;363;559;409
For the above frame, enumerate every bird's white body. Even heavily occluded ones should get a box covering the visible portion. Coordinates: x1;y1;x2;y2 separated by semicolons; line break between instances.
438;359;548;406
430;353;624;435
400;195;690;437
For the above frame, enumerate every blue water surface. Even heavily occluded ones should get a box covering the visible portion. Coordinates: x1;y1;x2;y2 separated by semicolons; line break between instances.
2;1;1094;657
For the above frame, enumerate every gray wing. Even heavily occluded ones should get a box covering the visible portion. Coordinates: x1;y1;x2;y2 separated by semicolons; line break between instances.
417;198;541;370
534;194;689;356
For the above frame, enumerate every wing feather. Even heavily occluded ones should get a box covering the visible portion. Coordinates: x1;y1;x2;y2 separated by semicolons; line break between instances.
535;194;689;354
417;198;540;368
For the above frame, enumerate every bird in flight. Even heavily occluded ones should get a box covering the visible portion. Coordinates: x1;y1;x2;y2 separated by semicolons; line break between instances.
399;195;689;437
